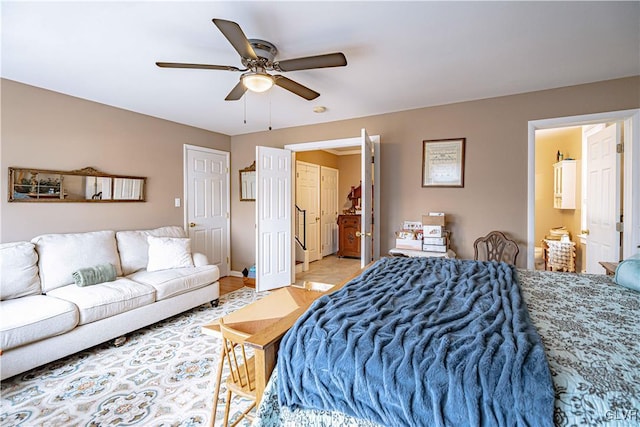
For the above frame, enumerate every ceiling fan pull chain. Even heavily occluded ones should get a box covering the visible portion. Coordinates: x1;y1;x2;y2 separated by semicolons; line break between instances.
269;95;272;131
243;94;247;125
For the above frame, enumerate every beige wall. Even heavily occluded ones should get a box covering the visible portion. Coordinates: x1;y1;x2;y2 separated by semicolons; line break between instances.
1;79;230;243
229;76;640;270
338;154;361;212
4;76;638;271
295;150;339;169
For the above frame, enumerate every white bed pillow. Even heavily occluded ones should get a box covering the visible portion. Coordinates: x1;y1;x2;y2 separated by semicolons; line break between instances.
146;236;194;272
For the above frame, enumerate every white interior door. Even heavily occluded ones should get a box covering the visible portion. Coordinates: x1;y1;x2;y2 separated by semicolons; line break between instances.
586;124;621;273
321;166;339;256
185;145;229;276
256;146;293;291
296;161;320;262
360;129;374;268
373;139;380;260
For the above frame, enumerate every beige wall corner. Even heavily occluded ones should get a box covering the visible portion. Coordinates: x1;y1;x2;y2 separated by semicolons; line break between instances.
229;76;640;269
1;79;230;243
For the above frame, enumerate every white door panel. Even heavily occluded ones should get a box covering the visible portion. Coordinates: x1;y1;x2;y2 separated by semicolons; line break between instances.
296;161;320;262
321;166;339;256
256;146;292;291
185;146;229;277
586;124;620;273
361;129;374;268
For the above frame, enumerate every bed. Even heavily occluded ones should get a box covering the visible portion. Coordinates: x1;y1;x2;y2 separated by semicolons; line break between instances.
253;257;640;427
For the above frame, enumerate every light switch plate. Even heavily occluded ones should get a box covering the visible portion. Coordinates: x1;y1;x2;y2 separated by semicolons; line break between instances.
174;198;181;208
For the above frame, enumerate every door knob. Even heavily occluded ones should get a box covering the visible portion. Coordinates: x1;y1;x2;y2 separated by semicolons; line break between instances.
189;222;196;228
355;231;372;238
581;229;590;235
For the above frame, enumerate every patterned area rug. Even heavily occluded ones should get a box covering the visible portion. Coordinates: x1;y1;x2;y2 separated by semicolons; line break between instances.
1;287;268;426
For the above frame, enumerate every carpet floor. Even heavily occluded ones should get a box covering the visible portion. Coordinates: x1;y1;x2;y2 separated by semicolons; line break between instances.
0;287;268;427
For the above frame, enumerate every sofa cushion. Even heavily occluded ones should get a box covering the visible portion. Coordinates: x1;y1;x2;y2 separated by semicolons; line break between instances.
32;230;122;292
0;295;78;350
0;242;41;300
116;226;187;275
127;265;219;301
46;278;155;325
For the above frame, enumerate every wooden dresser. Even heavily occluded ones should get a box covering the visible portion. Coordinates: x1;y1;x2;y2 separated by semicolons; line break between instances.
337;214;361;258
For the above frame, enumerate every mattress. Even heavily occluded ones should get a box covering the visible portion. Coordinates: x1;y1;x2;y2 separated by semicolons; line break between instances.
254;266;640;427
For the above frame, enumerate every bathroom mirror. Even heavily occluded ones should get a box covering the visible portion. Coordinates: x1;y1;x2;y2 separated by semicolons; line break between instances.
8;167;146;202
239;161;256;201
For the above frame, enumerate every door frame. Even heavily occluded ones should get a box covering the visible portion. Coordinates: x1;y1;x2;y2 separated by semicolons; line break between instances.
527;109;640;269
183;144;231;275
284;133;381;265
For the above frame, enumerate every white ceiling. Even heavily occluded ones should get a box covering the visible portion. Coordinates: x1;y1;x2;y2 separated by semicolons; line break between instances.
2;1;639;136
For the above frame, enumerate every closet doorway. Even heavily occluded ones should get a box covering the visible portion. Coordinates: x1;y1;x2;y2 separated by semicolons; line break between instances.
527;109;639;272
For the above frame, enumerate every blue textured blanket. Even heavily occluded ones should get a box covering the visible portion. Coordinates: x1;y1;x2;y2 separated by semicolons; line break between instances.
277;257;554;427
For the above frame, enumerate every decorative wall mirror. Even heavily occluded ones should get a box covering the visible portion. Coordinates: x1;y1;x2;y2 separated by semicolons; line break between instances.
239;161;256;201
8;167;146;202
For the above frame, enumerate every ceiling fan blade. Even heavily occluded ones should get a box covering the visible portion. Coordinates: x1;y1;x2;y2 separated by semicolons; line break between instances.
156;62;242;72
274;52;347;72
225;81;248;101
273;75;320;100
212;19;258;60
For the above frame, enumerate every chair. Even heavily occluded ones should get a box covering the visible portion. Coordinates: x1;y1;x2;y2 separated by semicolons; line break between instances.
473;231;519;265
210;319;257;427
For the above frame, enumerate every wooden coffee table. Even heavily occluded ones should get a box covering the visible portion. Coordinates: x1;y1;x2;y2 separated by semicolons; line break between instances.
202;281;346;404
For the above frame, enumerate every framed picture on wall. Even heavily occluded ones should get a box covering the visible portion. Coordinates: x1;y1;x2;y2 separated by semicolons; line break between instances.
422;138;466;187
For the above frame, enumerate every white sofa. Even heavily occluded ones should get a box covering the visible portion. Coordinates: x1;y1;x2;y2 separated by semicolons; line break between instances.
0;226;220;380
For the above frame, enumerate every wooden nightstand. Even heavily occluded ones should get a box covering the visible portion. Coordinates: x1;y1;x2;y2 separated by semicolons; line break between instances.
598;261;619;276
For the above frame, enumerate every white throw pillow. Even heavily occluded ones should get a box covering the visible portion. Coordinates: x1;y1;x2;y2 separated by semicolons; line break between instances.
32;230;122;292
116;226;187;275
146;236;194;272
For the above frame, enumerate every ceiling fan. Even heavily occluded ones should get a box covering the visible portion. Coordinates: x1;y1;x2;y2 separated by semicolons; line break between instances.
156;19;347;101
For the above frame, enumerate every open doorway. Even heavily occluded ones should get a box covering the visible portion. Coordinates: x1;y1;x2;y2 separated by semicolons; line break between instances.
285;133;379;287
293;148;362;286
293;148;361;271
254;132;379;292
534;123;622;273
527;109;640;272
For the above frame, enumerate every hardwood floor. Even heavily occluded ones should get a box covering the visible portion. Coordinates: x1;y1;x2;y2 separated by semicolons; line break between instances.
219;255;362;296
219;276;254;295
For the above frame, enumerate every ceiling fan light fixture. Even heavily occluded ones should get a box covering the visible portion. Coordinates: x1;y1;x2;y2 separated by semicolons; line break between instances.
242;72;274;93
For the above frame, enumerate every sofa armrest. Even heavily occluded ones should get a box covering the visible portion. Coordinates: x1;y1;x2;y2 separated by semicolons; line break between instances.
192;252;209;267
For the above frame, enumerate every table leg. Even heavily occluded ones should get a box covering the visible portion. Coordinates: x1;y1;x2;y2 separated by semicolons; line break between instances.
210;345;225;427
254;344;277;406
